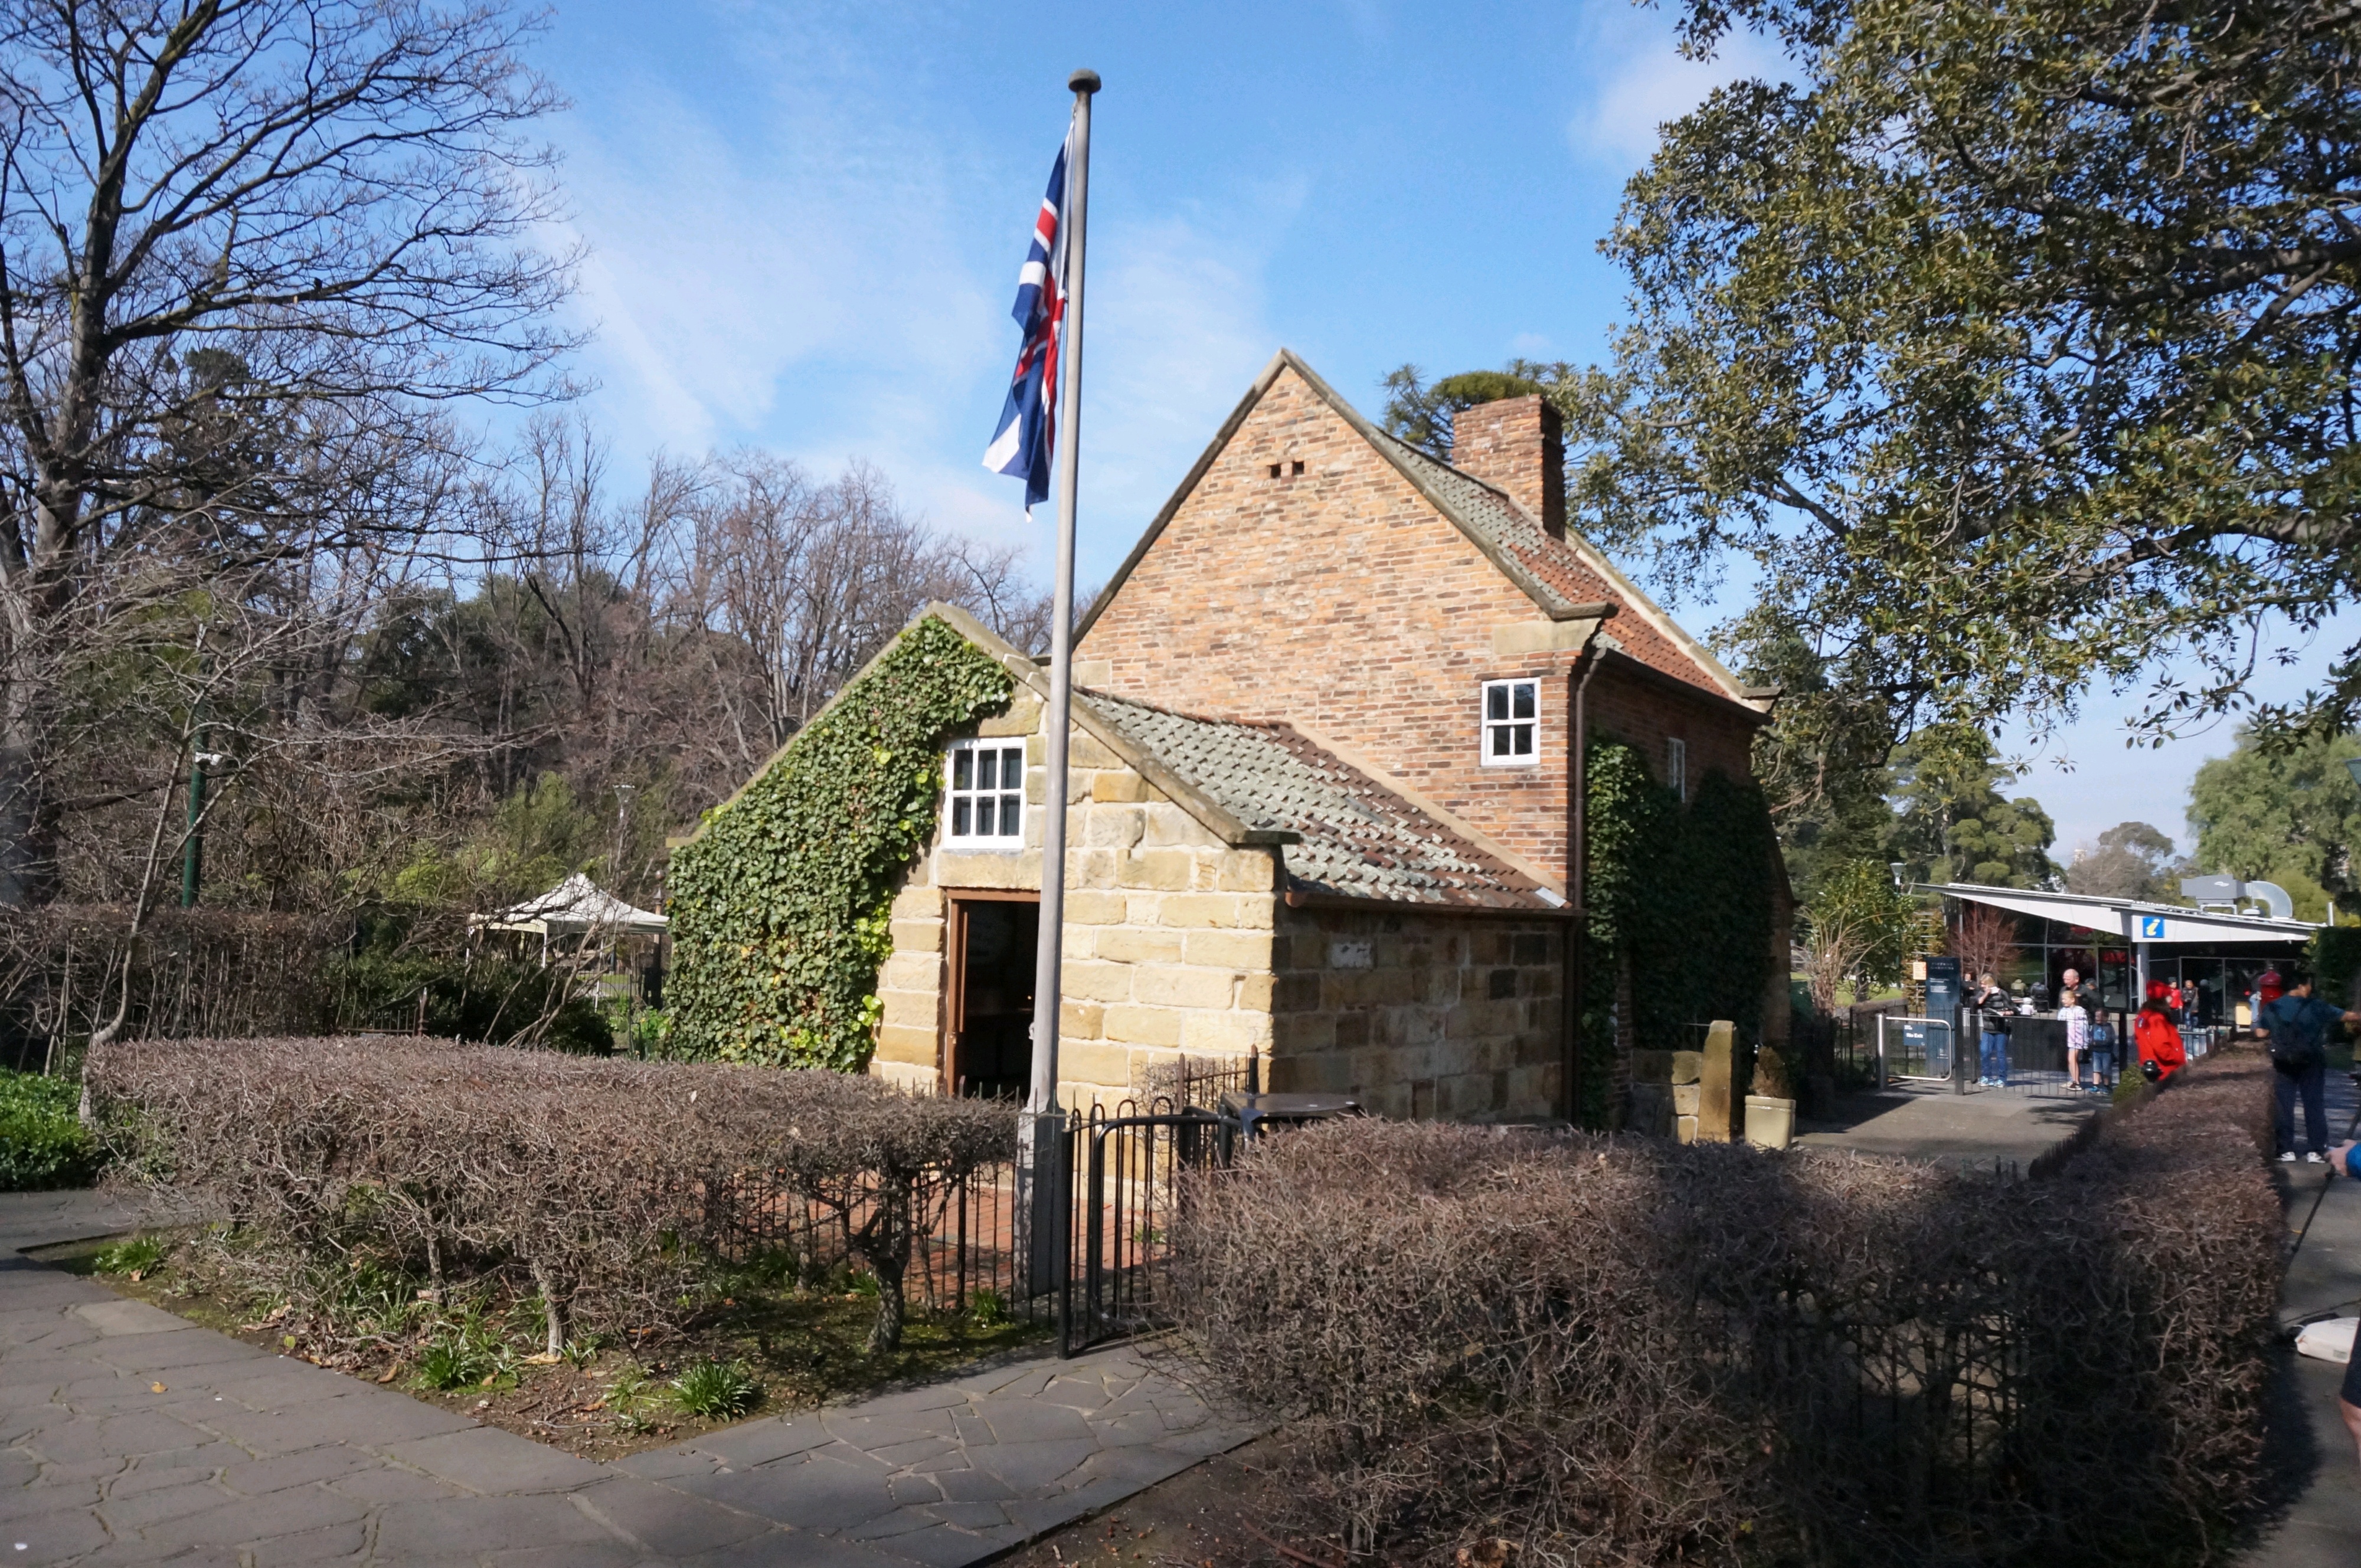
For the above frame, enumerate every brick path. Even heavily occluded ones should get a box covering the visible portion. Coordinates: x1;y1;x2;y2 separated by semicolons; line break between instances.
0;1190;1255;1566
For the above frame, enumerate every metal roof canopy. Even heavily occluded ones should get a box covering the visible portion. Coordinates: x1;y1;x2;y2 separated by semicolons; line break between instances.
1923;882;2317;946
473;873;668;937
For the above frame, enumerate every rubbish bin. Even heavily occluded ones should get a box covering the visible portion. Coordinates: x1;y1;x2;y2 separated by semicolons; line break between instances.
1218;1090;1362;1145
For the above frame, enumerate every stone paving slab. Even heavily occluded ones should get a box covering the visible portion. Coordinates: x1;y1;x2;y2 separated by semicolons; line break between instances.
0;1189;1259;1566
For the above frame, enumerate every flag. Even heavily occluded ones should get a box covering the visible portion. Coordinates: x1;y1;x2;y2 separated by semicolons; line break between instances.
982;133;1071;510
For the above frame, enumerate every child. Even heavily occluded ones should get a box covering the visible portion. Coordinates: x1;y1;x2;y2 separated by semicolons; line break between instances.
2136;997;2185;1082
2061;990;2094;1092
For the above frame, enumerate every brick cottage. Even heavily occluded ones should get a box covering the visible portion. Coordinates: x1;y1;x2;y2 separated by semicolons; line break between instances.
703;350;1791;1123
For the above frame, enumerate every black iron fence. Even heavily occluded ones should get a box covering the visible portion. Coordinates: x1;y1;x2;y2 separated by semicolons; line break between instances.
702;1057;1263;1353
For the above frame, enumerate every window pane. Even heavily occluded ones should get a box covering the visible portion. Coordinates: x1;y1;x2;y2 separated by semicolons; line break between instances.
1513;724;1533;755
1002;746;1023;780
1486;685;1507;722
952;748;972;790
1512;682;1536;719
978;750;998;790
953;799;972;837
977;797;995;836
999;794;1022;834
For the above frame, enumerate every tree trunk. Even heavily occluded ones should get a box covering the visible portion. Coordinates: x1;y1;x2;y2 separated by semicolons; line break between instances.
861;1179;913;1354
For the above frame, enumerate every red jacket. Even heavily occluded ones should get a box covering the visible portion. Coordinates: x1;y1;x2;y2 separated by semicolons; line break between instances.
2136;1009;2186;1079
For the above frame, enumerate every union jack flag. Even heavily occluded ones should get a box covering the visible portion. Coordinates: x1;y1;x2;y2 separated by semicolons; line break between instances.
982;133;1070;509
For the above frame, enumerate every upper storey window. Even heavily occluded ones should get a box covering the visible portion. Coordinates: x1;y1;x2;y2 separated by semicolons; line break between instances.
1667;737;1688;802
946;739;1025;846
1481;679;1539;767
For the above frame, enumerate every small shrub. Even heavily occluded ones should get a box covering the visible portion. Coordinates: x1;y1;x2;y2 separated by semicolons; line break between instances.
1751;1044;1793;1099
414;1327;503;1392
91;1234;166;1276
968;1287;1006;1327
0;1069;100;1191
670;1358;760;1418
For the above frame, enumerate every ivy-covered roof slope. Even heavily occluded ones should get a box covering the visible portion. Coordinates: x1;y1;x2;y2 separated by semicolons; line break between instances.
1078;690;1556;911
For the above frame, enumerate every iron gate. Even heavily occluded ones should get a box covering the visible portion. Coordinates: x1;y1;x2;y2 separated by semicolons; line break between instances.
1058;1105;1229;1356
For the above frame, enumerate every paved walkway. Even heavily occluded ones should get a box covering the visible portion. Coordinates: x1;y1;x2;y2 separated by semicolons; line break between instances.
2240;1067;2361;1566
0;1190;1255;1567
1794;1079;2095;1170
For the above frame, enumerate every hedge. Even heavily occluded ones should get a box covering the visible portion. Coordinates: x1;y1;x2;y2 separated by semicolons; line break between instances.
1170;1050;2281;1566
86;1036;1017;1352
0;1068;99;1190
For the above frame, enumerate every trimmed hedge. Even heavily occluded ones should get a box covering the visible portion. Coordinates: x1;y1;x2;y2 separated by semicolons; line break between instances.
86;1036;1016;1352
1171;1052;2281;1566
0;1069;99;1190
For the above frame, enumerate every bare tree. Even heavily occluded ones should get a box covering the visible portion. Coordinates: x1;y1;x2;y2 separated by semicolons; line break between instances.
0;0;578;904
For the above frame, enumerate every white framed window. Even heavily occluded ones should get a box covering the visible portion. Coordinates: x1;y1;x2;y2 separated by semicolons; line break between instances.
1667;737;1688;802
945;739;1026;846
1481;679;1539;766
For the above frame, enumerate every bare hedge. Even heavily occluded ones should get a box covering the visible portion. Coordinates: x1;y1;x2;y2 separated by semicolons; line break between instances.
85;1036;1017;1351
1169;1053;2281;1567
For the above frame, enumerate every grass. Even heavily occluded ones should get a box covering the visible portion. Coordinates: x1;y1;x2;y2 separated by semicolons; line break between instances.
30;1229;1047;1459
90;1235;166;1276
671;1359;761;1418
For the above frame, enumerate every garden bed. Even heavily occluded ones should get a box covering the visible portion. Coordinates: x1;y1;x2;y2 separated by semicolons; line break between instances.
31;1225;1045;1461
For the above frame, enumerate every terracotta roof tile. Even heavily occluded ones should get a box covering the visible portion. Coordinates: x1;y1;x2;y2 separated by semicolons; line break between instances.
1078;690;1554;911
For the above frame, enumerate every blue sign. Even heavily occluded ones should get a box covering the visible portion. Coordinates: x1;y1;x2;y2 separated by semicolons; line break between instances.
2139;915;2167;940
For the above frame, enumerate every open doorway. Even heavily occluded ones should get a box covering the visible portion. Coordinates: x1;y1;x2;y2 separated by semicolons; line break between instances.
947;894;1038;1100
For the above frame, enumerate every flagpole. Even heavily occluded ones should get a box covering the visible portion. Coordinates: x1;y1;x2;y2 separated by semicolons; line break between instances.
1028;67;1096;1122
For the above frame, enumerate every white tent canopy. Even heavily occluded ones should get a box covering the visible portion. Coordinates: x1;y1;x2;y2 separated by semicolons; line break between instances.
473;873;668;937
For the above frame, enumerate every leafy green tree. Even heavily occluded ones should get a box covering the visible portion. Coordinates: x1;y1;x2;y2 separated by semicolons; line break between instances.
1800;859;1915;1013
1381;365;1559;459
1886;734;2056;888
1561;0;2361;744
2188;728;2361;922
2064;822;2187;902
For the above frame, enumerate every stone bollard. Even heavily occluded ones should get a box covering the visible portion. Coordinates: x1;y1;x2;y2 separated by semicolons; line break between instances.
1698;1021;1735;1143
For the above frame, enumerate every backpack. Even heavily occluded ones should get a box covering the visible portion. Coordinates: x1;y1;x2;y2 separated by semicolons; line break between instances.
2265;996;2326;1069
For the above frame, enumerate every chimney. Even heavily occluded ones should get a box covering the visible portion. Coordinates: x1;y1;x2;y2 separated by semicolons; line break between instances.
1450;395;1565;537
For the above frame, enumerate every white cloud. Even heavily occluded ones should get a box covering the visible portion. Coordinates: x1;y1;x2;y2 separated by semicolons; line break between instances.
1567;4;1787;167
538;53;1281;585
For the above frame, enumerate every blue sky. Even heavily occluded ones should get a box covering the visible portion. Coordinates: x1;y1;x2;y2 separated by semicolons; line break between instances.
527;0;2336;860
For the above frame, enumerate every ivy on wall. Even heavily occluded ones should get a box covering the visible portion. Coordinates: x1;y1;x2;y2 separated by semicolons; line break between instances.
1575;740;1781;1127
665;617;1014;1069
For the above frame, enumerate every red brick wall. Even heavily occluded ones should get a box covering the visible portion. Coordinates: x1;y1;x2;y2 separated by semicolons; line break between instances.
1079;365;1770;874
1451;395;1564;536
1080;365;1582;871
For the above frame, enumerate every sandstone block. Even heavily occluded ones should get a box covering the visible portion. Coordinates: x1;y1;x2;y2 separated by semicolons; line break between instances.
1158;893;1240;929
1061;960;1133;1004
1091;771;1147;804
874;1023;938;1068
1095;927;1186;965
1670;1050;1704;1085
888;918;941;954
1132;964;1237;1011
1102;1004;1184;1048
1183;929;1274;970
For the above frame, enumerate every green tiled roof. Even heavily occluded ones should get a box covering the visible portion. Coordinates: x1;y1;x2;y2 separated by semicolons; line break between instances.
1078;690;1552;910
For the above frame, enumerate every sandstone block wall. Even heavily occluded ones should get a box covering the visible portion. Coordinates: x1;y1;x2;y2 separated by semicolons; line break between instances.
1267;903;1567;1121
868;711;1278;1110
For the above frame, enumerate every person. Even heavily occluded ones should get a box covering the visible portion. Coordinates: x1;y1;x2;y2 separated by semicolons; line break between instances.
2134;996;2185;1082
2059;978;2094;1094
1971;972;2012;1086
2256;973;2361;1163
2164;978;2186;1022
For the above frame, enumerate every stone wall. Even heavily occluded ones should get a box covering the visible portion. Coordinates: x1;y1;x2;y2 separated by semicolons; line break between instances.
1267;902;1567;1121
869;695;1278;1109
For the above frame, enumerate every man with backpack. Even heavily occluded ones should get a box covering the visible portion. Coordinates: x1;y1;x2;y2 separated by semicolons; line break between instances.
2257;973;2361;1163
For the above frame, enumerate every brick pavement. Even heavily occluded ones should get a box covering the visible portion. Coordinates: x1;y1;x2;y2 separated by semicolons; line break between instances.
0;1190;1255;1567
